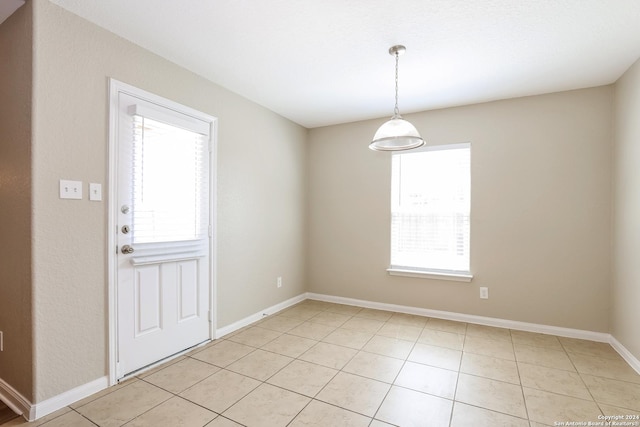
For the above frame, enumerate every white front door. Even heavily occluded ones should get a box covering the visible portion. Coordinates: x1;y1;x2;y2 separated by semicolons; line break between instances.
112;83;215;378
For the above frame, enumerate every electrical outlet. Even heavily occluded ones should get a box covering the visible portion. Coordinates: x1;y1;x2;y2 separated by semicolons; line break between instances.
277;276;282;288
479;287;489;299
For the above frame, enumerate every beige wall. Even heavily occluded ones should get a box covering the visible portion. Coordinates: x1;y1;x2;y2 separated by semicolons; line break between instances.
30;0;307;402
612;58;640;360
308;87;613;333
0;1;34;402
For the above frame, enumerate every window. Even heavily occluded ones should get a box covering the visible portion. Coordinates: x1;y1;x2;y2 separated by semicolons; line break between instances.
121;100;212;264
389;143;471;281
131;114;209;245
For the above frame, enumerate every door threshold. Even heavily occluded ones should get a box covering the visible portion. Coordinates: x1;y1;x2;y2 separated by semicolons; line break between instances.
118;339;211;382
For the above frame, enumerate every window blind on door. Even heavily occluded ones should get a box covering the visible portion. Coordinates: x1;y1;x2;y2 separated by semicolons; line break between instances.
130;114;209;245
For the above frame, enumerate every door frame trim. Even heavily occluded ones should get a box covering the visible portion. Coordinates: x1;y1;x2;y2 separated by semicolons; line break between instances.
107;78;218;385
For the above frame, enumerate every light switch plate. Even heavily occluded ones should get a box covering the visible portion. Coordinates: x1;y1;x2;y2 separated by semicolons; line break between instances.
89;183;102;201
59;180;82;200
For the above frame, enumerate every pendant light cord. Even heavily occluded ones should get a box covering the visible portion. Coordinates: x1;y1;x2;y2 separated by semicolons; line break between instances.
394;51;400;118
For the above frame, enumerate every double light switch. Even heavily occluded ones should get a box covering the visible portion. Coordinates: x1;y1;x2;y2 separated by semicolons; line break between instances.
59;180;102;201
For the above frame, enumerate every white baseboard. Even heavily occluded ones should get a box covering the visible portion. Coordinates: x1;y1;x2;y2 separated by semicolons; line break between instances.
307;292;611;342
215;293;307;338
31;377;108;421
610;336;640;375
0;376;107;422
0;377;31;420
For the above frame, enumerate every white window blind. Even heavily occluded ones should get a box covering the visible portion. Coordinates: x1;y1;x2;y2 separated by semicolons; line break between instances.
390;143;470;274
131;114;209;245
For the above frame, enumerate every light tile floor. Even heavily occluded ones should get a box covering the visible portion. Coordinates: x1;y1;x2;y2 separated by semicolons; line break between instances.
5;300;640;427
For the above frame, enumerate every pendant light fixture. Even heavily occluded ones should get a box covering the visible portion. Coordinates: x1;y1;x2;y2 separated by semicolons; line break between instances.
369;45;425;151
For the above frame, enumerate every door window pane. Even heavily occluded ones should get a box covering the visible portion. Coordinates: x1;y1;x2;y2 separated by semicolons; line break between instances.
131;115;209;244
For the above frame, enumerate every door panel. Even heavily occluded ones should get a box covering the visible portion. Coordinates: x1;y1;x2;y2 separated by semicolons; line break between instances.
114;89;213;378
178;260;199;322
135;266;161;336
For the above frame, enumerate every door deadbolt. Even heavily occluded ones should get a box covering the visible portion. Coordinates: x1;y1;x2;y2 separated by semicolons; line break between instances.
121;205;130;214
121;225;130;234
121;245;134;254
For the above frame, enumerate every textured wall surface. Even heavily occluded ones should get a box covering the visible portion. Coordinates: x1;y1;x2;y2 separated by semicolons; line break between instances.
308;87;613;333
612;58;640;360
31;0;307;402
0;0;34;402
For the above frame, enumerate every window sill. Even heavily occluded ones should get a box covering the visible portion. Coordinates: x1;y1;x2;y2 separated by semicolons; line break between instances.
386;268;473;282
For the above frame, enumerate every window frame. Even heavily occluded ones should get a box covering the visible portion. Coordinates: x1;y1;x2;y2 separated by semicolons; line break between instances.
387;142;473;282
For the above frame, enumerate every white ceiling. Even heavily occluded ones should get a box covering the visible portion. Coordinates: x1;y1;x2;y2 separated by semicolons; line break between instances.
49;0;640;128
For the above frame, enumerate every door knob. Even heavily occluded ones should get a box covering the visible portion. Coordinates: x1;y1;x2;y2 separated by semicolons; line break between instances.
121;245;134;254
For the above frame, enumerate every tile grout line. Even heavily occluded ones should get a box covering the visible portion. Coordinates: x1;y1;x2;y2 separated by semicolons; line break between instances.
560;338;606;419
370;317;428;425
72;408;100;427
300;312;373;420
216;304;365;425
131;342;242;425
107;379;175;427
284;304;369;425
448;326;468;427
280;303;366;425
510;328;532;424
453;326;535;425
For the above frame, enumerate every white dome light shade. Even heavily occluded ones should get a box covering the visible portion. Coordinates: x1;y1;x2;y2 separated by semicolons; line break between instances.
369;117;425;151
